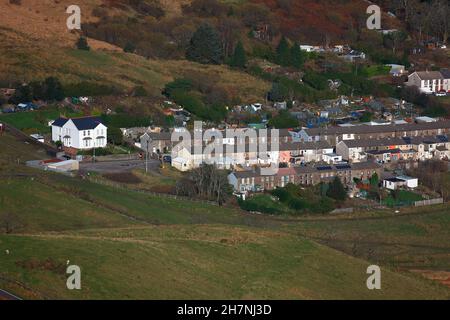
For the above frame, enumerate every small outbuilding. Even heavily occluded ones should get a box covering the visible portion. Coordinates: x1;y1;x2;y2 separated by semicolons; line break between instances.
383;175;418;190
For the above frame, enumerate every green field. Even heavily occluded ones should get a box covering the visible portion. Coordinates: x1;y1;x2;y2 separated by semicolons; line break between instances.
0;108;82;134
290;207;450;271
0;132;449;299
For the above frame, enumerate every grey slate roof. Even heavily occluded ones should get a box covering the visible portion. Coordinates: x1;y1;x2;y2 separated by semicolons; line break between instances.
52;117;103;130
440;69;450;79
340;137;407;148
52;118;69;127
415;71;444;80
304;120;450;136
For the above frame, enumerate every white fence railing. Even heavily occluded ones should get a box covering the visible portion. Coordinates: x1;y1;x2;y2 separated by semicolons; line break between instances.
414;198;444;207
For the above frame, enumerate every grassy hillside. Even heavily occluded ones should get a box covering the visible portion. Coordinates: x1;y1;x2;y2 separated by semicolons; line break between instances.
0;27;268;102
0;132;449;299
3;226;448;300
291;207;450;274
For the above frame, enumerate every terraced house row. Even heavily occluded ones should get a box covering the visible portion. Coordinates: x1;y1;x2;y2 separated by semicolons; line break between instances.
141;120;450;171
296;119;450;146
336;135;450;163
228;163;382;193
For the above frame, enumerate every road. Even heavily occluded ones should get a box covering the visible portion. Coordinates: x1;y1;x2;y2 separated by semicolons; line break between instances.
79;159;160;174
0;289;22;300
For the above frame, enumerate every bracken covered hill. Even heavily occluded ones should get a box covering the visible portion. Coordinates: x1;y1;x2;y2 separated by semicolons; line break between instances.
253;0;401;43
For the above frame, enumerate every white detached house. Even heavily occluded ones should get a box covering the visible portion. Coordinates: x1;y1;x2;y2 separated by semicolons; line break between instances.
406;71;448;94
51;116;107;150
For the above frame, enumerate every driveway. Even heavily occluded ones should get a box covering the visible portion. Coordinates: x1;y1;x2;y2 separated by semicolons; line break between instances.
79;159;160;174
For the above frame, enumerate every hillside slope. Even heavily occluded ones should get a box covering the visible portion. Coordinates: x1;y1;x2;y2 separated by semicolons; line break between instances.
0;132;449;299
253;0;400;43
0;0;119;49
0;28;268;102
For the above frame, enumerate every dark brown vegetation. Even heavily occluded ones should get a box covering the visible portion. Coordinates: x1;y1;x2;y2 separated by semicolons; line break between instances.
0;212;24;234
103;172;142;184
408;160;450;201
176;164;232;205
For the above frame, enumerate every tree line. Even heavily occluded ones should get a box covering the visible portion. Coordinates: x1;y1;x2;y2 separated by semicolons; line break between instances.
175;165;232;205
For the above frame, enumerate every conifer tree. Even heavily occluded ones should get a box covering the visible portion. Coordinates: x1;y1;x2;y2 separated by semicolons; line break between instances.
76;36;90;51
276;36;291;67
327;177;347;201
290;42;306;69
186;24;223;65
229;41;247;68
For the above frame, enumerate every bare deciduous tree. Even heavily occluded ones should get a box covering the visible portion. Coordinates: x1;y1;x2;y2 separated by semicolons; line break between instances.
429;0;449;44
176;164;232;205
0;212;24;234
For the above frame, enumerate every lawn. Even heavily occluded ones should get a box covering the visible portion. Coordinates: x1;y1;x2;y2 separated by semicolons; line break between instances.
383;190;424;207
361;65;391;78
0;108;82;134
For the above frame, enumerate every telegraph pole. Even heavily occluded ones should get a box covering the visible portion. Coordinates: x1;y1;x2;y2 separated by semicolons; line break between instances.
146;139;149;174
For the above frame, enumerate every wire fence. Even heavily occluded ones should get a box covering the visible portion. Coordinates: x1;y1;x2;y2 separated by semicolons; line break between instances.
88;177;220;206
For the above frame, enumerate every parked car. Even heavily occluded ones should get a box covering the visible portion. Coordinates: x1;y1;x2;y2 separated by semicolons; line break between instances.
162;155;172;163
435;91;447;97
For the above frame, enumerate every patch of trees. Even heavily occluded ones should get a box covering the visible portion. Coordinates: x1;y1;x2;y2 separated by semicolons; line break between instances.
237;2;274;30
386;0;449;44
83;15;181;59
303;72;329;91
163;77;231;123
400;86;448;117
275;37;307;69
100;111;151;146
107;126;124;145
126;0;165;18
175;165;232;205
351;28;410;67
238;194;282;215
83;2;249;62
182;0;229;18
63;81;120;97
267;75;336;104
267;110;298;129
323;177;347;202
101;113;152;129
408;160;450;201
239;183;335;215
10;77;64;103
132;86;148;97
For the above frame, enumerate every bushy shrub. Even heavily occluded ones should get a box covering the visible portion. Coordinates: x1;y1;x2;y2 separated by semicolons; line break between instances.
63;82;120;97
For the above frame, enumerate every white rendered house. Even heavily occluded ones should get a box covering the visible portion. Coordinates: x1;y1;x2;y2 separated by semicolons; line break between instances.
406;71;445;94
51;116;107;150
